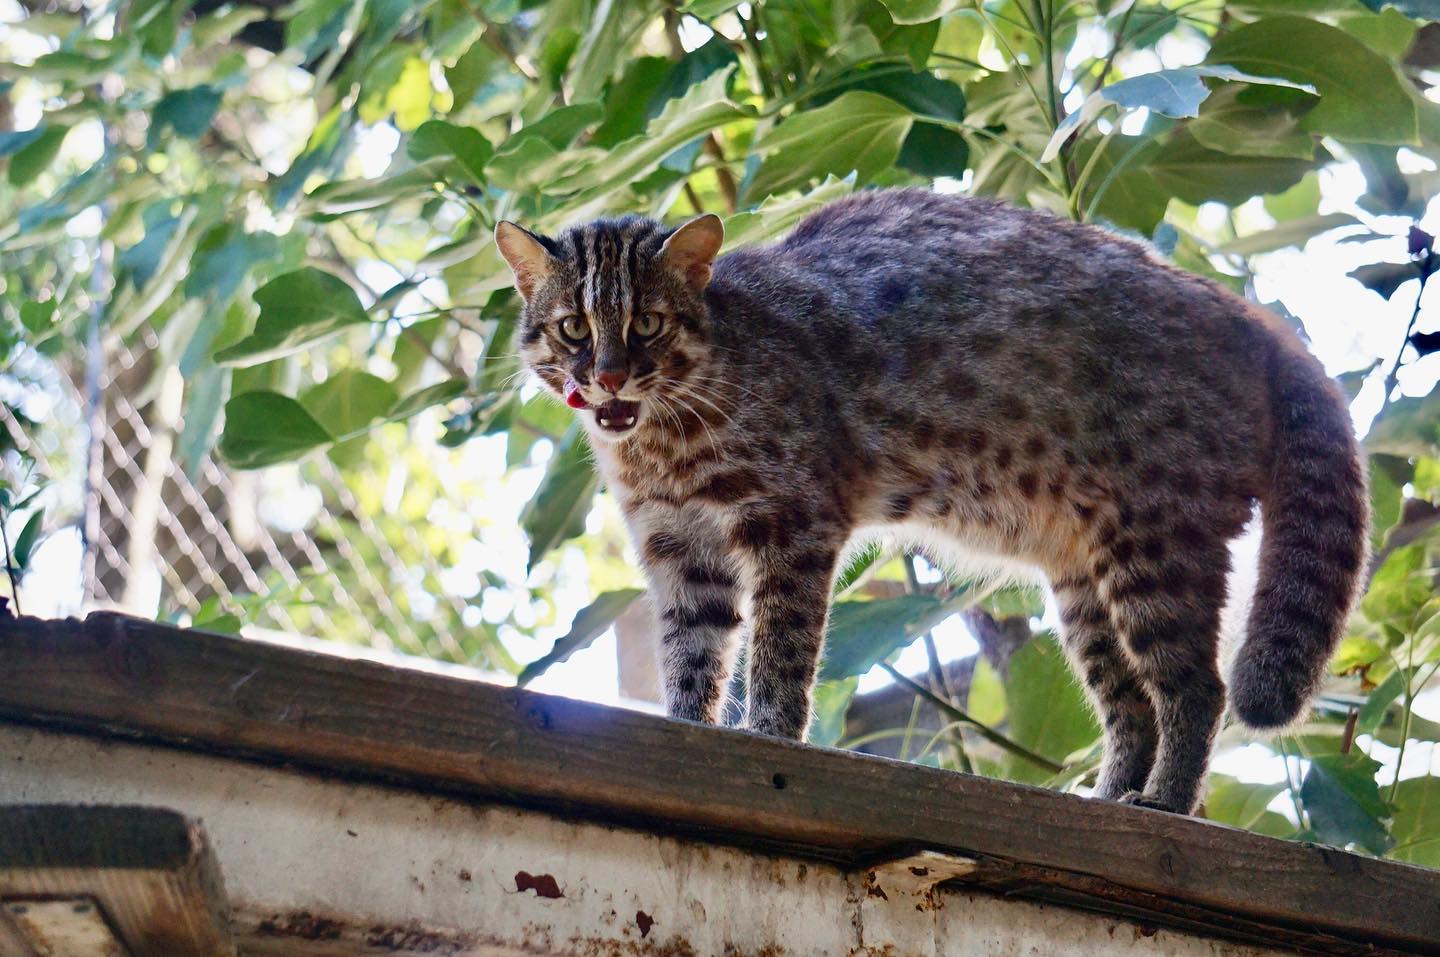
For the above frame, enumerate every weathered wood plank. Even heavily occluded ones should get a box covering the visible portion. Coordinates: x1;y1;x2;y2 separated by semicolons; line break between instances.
0;804;233;956
0;612;1437;953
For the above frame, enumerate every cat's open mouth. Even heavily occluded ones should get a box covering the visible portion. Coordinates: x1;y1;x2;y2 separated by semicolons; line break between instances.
595;398;640;434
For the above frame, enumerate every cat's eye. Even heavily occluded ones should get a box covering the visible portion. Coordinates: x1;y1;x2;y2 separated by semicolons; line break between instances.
558;314;589;344
633;312;663;337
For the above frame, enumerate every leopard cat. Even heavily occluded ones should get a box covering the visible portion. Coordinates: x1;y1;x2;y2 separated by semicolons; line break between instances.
496;188;1367;815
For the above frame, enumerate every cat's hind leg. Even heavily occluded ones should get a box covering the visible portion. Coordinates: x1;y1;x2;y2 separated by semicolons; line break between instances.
1101;535;1231;815
1053;574;1159;799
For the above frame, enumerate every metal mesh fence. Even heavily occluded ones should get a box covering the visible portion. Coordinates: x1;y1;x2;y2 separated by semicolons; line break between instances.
10;325;472;659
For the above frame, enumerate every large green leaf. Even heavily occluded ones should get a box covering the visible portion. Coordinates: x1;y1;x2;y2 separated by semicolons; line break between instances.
723;175;855;250
406;120;492;185
218;392;334;469
748;91;914;200
547;69;747;195
810;677;859;747
214;268;370;367
1300;753;1393;855
517;589;645;685
1189;86;1315;160
1206;17;1418;146
300;369;398;439
1043;66;1313;161
820;593;963;680
1216;214;1361;256
520;424;599;570
817;69;969;179
1148;128;1315;206
8;125;68;187
1002;633;1100;783
1205;774;1294;838
1390;776;1440;867
878;0;964;23
1367;392;1440;459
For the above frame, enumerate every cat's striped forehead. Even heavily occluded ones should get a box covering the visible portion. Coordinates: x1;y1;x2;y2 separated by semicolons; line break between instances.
551;216;670;316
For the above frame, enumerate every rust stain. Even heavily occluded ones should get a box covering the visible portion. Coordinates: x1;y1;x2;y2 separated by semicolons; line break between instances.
636;910;655;938
256;910;343;941
458;869;472;882
516;870;564;899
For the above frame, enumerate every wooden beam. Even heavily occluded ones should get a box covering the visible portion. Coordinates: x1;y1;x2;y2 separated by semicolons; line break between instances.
0;805;233;956
0;612;1437;953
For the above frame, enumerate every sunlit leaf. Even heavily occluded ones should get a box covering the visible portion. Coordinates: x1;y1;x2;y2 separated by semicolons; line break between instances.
517;588;645;685
214;268;370;367
218;392;334;469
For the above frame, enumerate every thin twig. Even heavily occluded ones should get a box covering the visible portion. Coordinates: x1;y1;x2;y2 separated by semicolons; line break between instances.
465;1;539;82
881;663;1063;773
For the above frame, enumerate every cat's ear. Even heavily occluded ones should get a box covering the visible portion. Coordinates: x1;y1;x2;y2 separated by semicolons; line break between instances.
660;214;724;291
495;221;556;300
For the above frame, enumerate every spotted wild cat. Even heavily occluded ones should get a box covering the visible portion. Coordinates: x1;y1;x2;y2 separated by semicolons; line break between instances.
496;189;1367;815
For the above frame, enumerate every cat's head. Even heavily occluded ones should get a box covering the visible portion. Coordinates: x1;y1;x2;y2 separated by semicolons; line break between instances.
495;213;724;442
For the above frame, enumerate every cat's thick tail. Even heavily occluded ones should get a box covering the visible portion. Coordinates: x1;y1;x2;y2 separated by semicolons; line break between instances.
1229;316;1369;730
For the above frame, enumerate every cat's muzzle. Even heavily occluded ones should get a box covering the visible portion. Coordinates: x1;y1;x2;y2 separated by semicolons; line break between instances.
595;398;640;434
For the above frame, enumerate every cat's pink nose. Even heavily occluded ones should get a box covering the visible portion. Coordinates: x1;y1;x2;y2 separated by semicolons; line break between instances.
595;368;628;393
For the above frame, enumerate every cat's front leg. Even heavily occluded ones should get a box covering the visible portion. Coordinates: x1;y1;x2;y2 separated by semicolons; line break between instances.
636;521;746;725
732;504;844;740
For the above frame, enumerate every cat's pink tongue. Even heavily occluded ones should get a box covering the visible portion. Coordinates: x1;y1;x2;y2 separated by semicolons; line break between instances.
564;379;589;409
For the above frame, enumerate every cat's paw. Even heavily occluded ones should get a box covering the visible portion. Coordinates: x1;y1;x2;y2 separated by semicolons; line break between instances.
1117;790;1183;814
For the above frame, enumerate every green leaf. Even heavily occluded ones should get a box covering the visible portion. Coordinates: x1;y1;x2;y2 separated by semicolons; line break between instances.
817;69;969;179
748;91;914;200
724;175;856;251
1370;455;1411;551
151;85;222;140
1358;667;1408;734
1206;17;1418;146
517;588;645;685
810;677;859;747
19;299;56;335
1205;774;1292;836
548;69;747;195
1300;752;1393;855
388;377;469;421
877;0;964;23
1390;776;1440;867
1002;633;1100;783
1043;67;1314;161
11;508;44;571
1340;9;1419;61
967;656;1007;726
304;158;450;216
1264;172;1321;221
1333;635;1386;675
1148;128;1315;206
214;268;370;367
1362;545;1432;625
1073;133;1169;234
820;593;959;680
300;369;398;439
8;125;69;187
1189;86;1315;160
520;424;599;570
1367;392;1440;459
407;120;492;185
218;392;335;469
1216;214;1361;256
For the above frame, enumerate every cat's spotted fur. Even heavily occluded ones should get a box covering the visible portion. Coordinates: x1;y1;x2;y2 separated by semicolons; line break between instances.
497;189;1367;814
